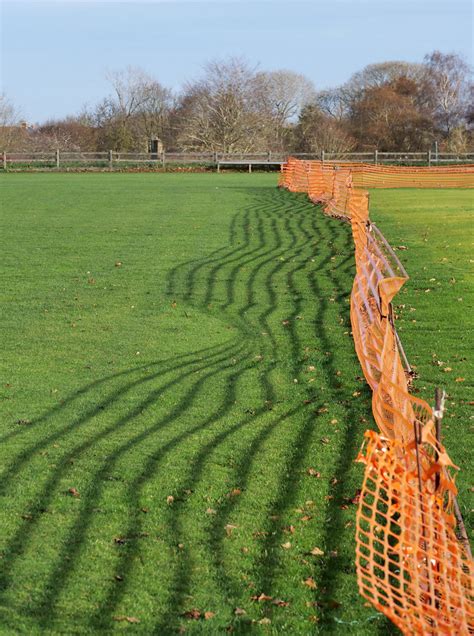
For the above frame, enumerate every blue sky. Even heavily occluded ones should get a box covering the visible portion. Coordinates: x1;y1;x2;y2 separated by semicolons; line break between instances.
1;0;472;123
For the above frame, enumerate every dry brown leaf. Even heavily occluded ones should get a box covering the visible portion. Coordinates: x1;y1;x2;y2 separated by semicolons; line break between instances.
206;507;217;515
309;547;324;556
225;524;238;537
281;541;291;550
307;468;321;478
183;609;201;620
67;488;80;498
272;598;289;607
303;577;317;589
259;617;271;625
251;593;273;602
234;607;246;616
113;616;140;623
204;611;215;620
455;377;465;382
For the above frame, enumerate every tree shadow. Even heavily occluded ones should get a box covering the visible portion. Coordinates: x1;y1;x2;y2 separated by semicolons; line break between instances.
0;184;392;634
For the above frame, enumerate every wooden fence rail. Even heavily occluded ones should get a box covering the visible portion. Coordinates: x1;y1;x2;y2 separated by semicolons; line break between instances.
1;150;473;170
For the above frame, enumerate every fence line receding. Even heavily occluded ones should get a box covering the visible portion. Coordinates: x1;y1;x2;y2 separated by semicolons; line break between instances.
279;157;473;635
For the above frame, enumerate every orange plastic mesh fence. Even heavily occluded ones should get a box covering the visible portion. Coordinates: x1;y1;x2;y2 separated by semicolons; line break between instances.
279;158;473;634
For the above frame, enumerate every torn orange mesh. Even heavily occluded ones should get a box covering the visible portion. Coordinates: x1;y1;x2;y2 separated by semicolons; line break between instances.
279;158;474;634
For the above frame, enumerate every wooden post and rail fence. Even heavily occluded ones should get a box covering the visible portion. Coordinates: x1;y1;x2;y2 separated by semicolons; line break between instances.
1;150;473;171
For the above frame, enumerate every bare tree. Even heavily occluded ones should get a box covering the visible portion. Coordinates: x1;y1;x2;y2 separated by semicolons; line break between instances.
294;104;356;154
93;67;173;151
423;51;472;135
253;70;315;150
177;57;267;153
0;94;24;151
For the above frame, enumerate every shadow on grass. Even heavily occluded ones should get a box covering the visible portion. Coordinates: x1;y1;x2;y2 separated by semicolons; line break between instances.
0;185;390;634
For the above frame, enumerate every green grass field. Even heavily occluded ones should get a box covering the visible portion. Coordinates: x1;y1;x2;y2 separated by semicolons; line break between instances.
0;174;471;634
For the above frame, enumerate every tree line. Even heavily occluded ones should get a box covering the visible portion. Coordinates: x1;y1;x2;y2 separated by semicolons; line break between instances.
1;51;472;154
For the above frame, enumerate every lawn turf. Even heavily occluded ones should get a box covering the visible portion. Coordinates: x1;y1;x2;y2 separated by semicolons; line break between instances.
0;173;470;634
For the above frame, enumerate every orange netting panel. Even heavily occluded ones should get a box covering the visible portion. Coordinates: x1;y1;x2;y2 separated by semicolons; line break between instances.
279;158;473;634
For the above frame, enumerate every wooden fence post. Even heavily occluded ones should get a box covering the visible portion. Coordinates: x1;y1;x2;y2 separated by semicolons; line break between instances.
162;151;166;170
56;149;60;168
321;150;325;163
428;149;431;167
374;149;378;165
2;151;6;170
108;150;113;169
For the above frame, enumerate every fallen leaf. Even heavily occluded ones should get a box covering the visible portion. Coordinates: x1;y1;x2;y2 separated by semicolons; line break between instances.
444;367;453;372
67;488;80;498
234;607;246;616
183;609;201;620
308;615;319;623
272;599;289;607
320;437;330;445
167;495;174;505
171;301;177;309
283;525;295;534
115;261;122;267
204;611;215;620
455;377;465;382
309;547;324;556
307;468;321;478
115;575;124;582
114;537;127;545
113;616;140;623
259;618;271;625
350;489;362;505
206;508;217;515
282;320;290;326
300;515;312;522
251;593;273;602
352;391;361;397
303;577;317;589
281;541;291;550
229;488;242;497
225;524;238;537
